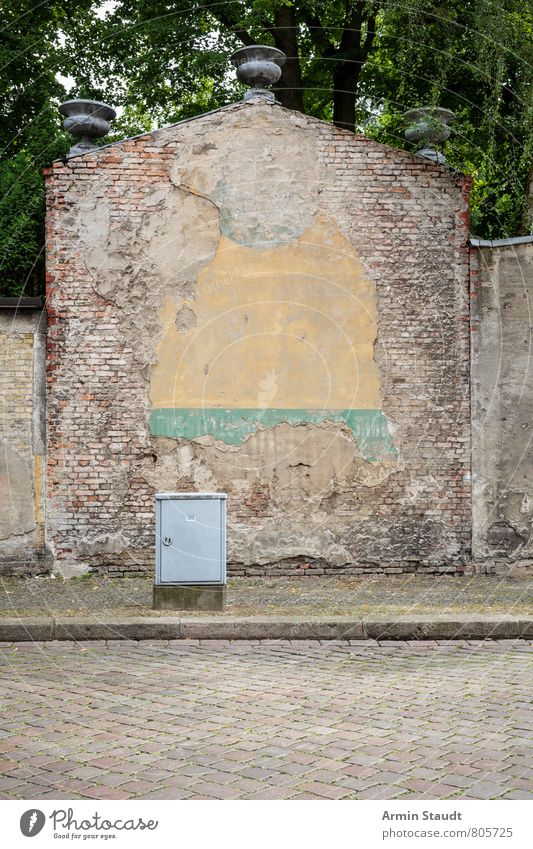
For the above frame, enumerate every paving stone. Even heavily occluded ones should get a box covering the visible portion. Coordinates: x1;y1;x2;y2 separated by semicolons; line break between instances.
0;642;531;801
502;790;533;799
440;773;477;788
297;781;347;799
291;792;328;800
82;786;131;800
0;776;28;790
67;767;105;780
138;787;189;799
355;784;407;799
243;785;298;799
461;781;508;799
117;780;159;795
191;782;244;799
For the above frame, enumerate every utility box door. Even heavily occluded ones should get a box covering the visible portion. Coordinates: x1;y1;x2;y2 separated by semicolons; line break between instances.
156;493;226;585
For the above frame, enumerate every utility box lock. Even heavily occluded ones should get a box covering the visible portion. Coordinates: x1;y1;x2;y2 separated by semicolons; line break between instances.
155;493;227;586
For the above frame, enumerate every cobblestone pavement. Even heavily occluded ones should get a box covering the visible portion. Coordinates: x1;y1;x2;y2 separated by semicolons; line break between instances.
0;640;532;800
1;575;532;618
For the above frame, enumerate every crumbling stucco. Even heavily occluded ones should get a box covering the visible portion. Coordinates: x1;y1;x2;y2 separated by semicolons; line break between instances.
149;214;396;460
472;242;533;566
0;442;35;538
0;308;47;574
44;99;471;575
170;107;323;248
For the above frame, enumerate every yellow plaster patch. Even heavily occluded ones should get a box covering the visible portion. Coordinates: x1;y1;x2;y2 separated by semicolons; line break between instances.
150;216;383;412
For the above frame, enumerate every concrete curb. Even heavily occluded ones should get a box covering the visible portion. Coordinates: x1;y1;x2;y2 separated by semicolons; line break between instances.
53;617;182;641
0;615;531;641
0;618;54;642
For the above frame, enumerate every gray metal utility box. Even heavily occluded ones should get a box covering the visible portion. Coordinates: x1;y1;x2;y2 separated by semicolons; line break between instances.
155;493;227;586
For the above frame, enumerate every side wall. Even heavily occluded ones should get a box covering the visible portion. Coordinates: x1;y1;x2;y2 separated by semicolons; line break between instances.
0;306;47;574
472;241;533;570
45;100;472;576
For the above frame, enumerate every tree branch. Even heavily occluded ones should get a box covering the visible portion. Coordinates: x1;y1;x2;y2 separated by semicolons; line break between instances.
199;1;257;47
363;12;378;56
338;1;364;59
298;6;337;58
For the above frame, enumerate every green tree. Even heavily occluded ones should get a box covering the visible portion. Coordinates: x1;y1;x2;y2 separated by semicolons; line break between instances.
0;0;100;296
1;0;532;297
362;0;533;237
95;0;533;237
90;0;383;131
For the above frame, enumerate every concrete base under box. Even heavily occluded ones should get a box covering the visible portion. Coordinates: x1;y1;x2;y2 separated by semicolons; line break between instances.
153;584;226;611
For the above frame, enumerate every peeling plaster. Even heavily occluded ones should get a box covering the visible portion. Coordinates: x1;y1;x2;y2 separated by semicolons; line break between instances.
175;304;197;332
45;99;472;573
170;107;324;248
0;442;35;541
472;243;533;560
76;532;129;557
149;214;398;462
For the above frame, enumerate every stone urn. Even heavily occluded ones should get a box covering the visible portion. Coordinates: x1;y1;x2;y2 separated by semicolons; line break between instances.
230;45;286;101
59;99;116;158
404;106;455;164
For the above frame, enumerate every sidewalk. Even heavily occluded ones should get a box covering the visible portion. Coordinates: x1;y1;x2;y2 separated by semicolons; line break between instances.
0;575;532;641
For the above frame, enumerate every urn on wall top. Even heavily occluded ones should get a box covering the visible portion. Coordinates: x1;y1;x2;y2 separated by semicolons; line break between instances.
230;45;286;101
404;106;456;164
59;99;117;158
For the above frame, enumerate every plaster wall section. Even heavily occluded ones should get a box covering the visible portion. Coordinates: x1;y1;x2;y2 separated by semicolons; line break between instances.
471;242;533;569
0;307;47;574
45;99;471;576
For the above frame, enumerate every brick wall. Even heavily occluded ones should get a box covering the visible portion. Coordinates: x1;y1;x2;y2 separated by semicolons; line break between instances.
0;304;47;574
44;100;472;576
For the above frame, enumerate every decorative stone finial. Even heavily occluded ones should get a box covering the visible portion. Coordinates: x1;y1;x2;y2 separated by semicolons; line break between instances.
230;45;286;101
404;107;455;164
59;99;116;158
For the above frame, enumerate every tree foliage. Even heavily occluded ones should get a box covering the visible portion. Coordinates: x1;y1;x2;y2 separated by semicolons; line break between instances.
0;0;532;296
0;0;97;295
363;1;533;237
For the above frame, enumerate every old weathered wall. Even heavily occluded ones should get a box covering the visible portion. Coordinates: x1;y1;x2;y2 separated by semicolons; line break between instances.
0;305;47;574
471;240;533;570
45;99;471;576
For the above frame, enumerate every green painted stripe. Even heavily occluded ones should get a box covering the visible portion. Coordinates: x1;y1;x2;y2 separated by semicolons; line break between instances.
149;407;397;461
